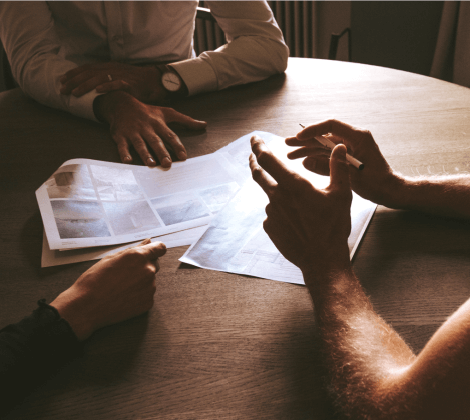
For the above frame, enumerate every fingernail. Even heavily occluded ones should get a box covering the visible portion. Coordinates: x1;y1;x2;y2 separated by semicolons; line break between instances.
147;157;156;166
162;157;172;167
124;156;132;162
178;151;187;160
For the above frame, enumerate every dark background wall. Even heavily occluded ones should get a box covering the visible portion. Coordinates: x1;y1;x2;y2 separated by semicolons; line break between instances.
351;1;444;76
0;40;7;92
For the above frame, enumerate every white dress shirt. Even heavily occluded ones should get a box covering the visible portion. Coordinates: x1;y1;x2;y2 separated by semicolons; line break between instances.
0;1;289;121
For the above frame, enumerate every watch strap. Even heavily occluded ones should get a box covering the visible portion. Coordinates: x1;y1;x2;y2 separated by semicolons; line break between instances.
156;64;188;100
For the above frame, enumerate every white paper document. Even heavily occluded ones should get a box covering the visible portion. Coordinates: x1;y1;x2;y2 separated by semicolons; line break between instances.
180;133;377;285
41;225;208;267
36;153;246;250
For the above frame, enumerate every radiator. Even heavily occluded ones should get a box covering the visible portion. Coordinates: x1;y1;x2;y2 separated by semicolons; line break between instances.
194;1;318;58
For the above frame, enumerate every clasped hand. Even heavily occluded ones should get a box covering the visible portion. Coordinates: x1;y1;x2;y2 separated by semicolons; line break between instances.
60;62;163;103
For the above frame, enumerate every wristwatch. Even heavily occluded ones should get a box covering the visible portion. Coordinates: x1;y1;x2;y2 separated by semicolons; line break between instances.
156;64;188;99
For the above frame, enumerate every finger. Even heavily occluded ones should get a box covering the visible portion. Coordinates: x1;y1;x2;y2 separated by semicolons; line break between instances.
129;135;157;167
149;121;187;161
328;144;351;194
61;62;115;82
164;108;207;131
265;203;274;218
60;70;98;94
113;135;133;164
141;130;172;168
249;152;277;196
303;156;331;177
60;64;93;84
296;119;365;145
139;238;152;246
250;135;298;186
285;136;307;147
139;241;167;260
287;145;331;160
96;80;130;94
69;75;107;98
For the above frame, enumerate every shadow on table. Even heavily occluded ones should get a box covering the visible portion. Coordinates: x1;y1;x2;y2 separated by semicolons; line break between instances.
5;310;167;420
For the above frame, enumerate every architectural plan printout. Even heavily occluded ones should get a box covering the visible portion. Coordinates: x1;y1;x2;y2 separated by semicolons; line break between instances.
36;131;268;252
37;153;246;251
180;133;377;285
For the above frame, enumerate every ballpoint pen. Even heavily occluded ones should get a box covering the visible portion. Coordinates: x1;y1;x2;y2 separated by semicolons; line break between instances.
299;124;364;170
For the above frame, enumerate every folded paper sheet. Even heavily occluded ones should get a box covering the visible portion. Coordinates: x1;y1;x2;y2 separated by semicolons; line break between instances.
36;152;247;251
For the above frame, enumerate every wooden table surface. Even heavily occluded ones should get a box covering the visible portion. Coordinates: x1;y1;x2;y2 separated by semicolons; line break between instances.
1;57;470;420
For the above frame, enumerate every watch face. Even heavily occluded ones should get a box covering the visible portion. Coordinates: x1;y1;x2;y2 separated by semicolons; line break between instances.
162;72;181;92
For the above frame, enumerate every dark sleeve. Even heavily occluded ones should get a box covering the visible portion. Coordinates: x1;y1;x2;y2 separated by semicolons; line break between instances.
0;299;83;417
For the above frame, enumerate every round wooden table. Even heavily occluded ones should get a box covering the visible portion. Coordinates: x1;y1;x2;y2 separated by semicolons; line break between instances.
1;58;470;420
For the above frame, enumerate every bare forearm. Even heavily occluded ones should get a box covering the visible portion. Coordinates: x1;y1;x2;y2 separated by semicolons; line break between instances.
305;267;416;419
389;175;470;219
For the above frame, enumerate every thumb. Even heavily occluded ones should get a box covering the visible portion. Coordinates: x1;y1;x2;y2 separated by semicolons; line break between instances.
138;241;167;260
329;144;351;193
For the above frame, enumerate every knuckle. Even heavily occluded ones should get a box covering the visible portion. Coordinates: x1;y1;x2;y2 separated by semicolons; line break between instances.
251;166;263;181
145;264;157;277
325;118;339;128
265;203;273;216
123;248;146;264
256;150;271;166
270;189;286;205
156;242;167;255
263;218;273;233
142;296;155;313
164;132;177;141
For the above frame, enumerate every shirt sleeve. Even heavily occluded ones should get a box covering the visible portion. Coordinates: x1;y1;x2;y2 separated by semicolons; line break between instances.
170;1;289;96
0;2;100;121
0;300;82;417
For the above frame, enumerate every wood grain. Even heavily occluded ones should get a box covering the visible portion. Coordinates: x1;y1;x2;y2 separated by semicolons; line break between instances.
1;58;470;419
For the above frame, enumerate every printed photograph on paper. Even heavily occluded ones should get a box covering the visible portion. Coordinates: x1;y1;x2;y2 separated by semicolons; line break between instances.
151;193;210;226
196;182;240;214
51;200;110;239
90;165;144;201
45;164;96;200
102;200;160;235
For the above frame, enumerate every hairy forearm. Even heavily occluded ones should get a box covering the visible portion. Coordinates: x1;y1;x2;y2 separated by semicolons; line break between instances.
390;174;470;219
305;267;416;419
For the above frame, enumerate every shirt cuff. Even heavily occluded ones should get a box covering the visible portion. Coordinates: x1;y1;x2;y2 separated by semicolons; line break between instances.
170;58;218;96
66;90;102;122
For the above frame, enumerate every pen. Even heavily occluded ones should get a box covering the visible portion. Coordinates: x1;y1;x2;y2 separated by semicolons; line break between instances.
299;124;364;170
